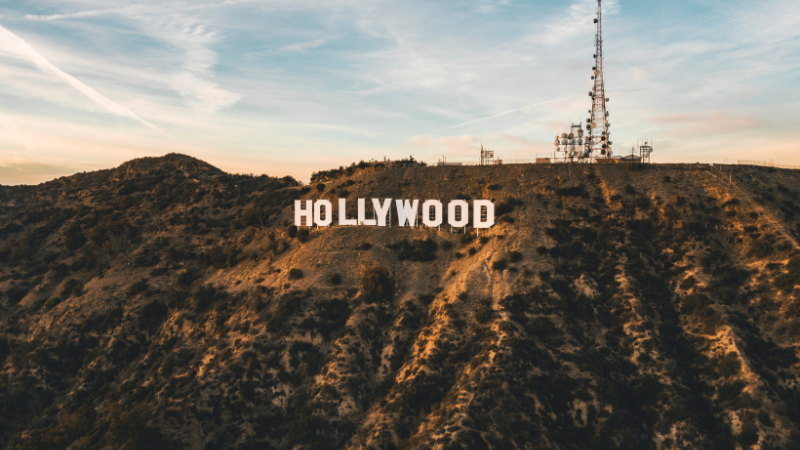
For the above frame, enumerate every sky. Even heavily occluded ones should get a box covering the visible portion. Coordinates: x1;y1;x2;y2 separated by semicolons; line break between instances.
0;0;798;185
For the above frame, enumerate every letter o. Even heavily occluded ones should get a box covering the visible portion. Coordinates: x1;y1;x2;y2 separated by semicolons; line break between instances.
448;200;469;227
422;200;443;227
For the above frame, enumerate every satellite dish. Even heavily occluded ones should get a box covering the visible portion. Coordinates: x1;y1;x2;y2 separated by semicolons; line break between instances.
568;133;574;139
554;140;560;146
594;70;600;76
561;133;568;138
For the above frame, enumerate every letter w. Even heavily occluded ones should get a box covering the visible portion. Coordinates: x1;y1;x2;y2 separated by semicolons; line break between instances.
395;199;419;227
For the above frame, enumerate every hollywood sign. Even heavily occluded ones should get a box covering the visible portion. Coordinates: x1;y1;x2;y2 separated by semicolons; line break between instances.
294;199;495;228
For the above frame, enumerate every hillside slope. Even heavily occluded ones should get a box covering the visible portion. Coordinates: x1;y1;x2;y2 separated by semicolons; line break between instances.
1;154;800;450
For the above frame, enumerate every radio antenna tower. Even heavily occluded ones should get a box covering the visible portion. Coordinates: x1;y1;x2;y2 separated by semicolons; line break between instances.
588;0;612;158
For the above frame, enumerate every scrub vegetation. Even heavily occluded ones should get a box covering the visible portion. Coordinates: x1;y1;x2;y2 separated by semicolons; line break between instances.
0;154;799;449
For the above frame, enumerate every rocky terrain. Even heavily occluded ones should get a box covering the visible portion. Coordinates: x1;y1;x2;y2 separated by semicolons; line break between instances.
1;153;800;450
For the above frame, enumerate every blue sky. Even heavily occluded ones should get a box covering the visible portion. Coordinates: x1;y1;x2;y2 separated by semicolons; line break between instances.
0;0;798;184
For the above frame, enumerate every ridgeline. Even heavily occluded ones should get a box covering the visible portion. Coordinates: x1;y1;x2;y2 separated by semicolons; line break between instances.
1;154;800;449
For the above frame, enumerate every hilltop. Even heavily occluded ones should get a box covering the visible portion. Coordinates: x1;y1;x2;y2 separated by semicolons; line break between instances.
1;154;800;449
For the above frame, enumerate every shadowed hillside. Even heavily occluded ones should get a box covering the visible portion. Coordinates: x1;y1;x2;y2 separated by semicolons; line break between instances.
1;154;800;450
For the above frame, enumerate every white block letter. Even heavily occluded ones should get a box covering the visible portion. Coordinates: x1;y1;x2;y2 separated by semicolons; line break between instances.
372;199;391;227
473;200;495;229
358;198;377;226
448;200;469;227
295;200;313;227
338;199;357;225
314;200;332;227
395;199;419;227
422;200;443;227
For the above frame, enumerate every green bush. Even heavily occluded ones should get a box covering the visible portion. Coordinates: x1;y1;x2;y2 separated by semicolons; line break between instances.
556;184;588;197
495;196;524;216
139;301;169;331
388;239;438;261
717;380;745;403
16;405;93;449
633;376;665;408
107;403;150;449
288;268;304;280
63;222;87;251
201;245;239;268
127;278;149;297
297;228;310;243
527;316;556;338
329;273;342;285
61;279;85;298
491;260;507;271
748;238;773;258
46;296;60;308
736;421;759;449
716;352;741;378
241;207;270;227
191;283;222;312
362;266;393;301
774;256;800;292
475;299;493;324
6;285;29;305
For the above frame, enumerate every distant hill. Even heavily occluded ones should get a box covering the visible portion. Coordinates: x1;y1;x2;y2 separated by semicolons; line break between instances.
1;155;799;449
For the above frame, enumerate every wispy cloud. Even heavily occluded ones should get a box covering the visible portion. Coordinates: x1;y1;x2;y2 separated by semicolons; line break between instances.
0;25;159;131
650;110;766;139
23;4;241;114
146;14;241;113
435;95;582;132
25;9;118;21
542;0;619;46
0;0;798;184
280;39;326;52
